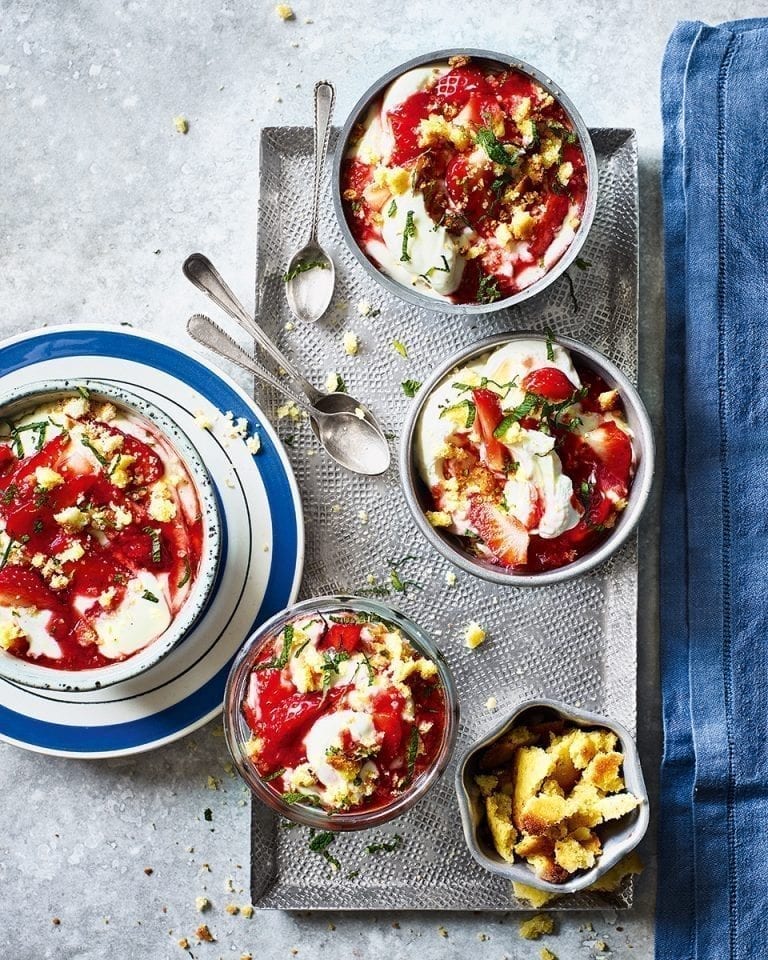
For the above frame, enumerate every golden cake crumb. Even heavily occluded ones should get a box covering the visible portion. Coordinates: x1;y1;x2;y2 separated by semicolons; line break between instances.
518;914;555;940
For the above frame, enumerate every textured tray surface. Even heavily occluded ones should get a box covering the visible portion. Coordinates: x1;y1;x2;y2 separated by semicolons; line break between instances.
250;127;639;910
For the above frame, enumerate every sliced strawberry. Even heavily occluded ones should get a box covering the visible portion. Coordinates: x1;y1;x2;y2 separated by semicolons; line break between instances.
372;688;408;765
0;444;15;474
3;434;69;489
468;498;530;568
434;66;495;110
582;422;633;499
114;433;163;485
320;622;362;655
472;388;509;472
388;90;432;165
528;193;571;260
0;566;64;613
522;367;577;402
446;153;495;225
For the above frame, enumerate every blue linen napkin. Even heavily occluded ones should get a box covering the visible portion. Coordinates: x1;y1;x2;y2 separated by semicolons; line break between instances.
659;19;768;960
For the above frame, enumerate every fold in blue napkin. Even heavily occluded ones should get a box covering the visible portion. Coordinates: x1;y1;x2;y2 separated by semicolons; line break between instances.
659;19;768;960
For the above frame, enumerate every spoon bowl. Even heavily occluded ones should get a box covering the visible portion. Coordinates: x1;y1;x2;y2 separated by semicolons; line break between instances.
186;313;391;477
284;81;336;322
284;242;335;324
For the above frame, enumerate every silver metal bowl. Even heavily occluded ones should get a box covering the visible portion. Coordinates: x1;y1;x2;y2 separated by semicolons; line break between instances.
455;698;649;894
399;331;655;585
332;47;598;316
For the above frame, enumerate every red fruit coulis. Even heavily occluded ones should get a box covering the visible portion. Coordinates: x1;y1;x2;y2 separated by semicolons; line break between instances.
427;363;634;573
0;402;203;670
242;613;448;813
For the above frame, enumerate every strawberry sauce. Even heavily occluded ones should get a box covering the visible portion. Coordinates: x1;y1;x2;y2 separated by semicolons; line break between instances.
0;396;203;670
242;612;448;813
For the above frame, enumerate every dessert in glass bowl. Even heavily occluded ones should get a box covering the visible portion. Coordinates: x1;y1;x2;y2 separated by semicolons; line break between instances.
0;384;211;674
225;597;458;829
338;51;592;309
412;336;639;575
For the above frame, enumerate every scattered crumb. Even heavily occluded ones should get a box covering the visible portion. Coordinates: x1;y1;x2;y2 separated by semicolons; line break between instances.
354;406;365;419
464;621;486;649
325;371;340;393
225;904;239;916
173;115;189;134
241;954;253;960
195;897;210;913
284;321;295;331
277;402;301;421
485;696;498;711
195;923;215;942
357;299;371;316
595;941;609;953
541;949;558;960
437;926;448;938
178;939;190;950
330;503;341;513
275;3;294;19
343;331;359;355
445;570;457;586
224;475;235;489
52;918;61;926
246;434;261;454
477;932;489;941
513;881;557;908
143;867;154;876
206;775;219;790
519;914;555;940
327;921;336;931
193;409;215;431
392;921;400;929
358;510;369;524
241;904;254;919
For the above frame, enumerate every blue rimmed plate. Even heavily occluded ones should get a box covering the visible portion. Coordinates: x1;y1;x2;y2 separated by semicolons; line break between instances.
0;324;304;758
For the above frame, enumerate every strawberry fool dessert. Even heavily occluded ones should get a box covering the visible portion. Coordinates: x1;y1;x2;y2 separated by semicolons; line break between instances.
415;339;635;573
341;55;588;305
0;390;204;669
241;610;448;813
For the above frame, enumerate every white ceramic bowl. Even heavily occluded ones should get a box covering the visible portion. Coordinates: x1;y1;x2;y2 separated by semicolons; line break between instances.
455;699;649;894
332;48;598;316
399;331;655;586
0;378;221;691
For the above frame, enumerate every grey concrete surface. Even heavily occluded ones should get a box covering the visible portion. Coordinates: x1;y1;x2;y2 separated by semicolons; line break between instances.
0;1;750;957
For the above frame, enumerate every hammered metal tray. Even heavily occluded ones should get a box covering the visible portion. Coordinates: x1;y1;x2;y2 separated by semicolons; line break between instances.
250;127;639;910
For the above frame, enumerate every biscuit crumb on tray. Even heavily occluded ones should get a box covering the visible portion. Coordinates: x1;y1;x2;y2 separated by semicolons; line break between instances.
519;913;555;940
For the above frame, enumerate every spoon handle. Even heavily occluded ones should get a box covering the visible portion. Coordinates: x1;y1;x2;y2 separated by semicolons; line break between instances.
309;80;335;245
183;252;322;403
186;313;313;416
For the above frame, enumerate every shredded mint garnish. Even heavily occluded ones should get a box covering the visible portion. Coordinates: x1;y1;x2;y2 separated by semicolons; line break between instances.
476;274;503;304
476;127;519;167
365;834;403;855
401;379;421;398
400;210;416;263
176;556;191;588
387;198;397;218
142;590;159;603
392;339;408;358
282;259;329;282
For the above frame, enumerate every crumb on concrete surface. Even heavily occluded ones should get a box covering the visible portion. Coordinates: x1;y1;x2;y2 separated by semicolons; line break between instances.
519;914;555;940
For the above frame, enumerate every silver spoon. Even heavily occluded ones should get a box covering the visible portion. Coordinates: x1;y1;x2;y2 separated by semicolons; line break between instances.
182;252;385;437
187;313;390;476
284;80;336;322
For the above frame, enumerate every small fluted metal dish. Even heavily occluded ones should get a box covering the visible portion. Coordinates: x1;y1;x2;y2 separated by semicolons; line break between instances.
223;595;459;831
332;47;598;316
399;331;655;586
455;698;649;893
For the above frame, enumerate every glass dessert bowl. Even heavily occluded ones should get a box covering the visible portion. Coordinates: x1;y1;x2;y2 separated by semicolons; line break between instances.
224;596;459;830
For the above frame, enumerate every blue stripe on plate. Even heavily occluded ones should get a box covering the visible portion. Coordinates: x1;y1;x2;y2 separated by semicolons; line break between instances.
0;328;300;753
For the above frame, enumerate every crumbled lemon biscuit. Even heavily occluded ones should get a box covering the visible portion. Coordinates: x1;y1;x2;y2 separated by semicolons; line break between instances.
0;620;24;650
110;454;135;488
275;3;294;18
57;542;85;565
486;793;517;861
148;481;177;523
464;622;486;649
426;510;452;528
518;914;554;940
54;506;88;530
173;116;189;134
193;409;215;431
246;434;261;454
512;881;557;908
35;467;63;490
343;331;359;355
195;896;210;912
485;696;498;711
325;372;340;393
277;402;301;421
240;904;254;919
445;570;457;586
